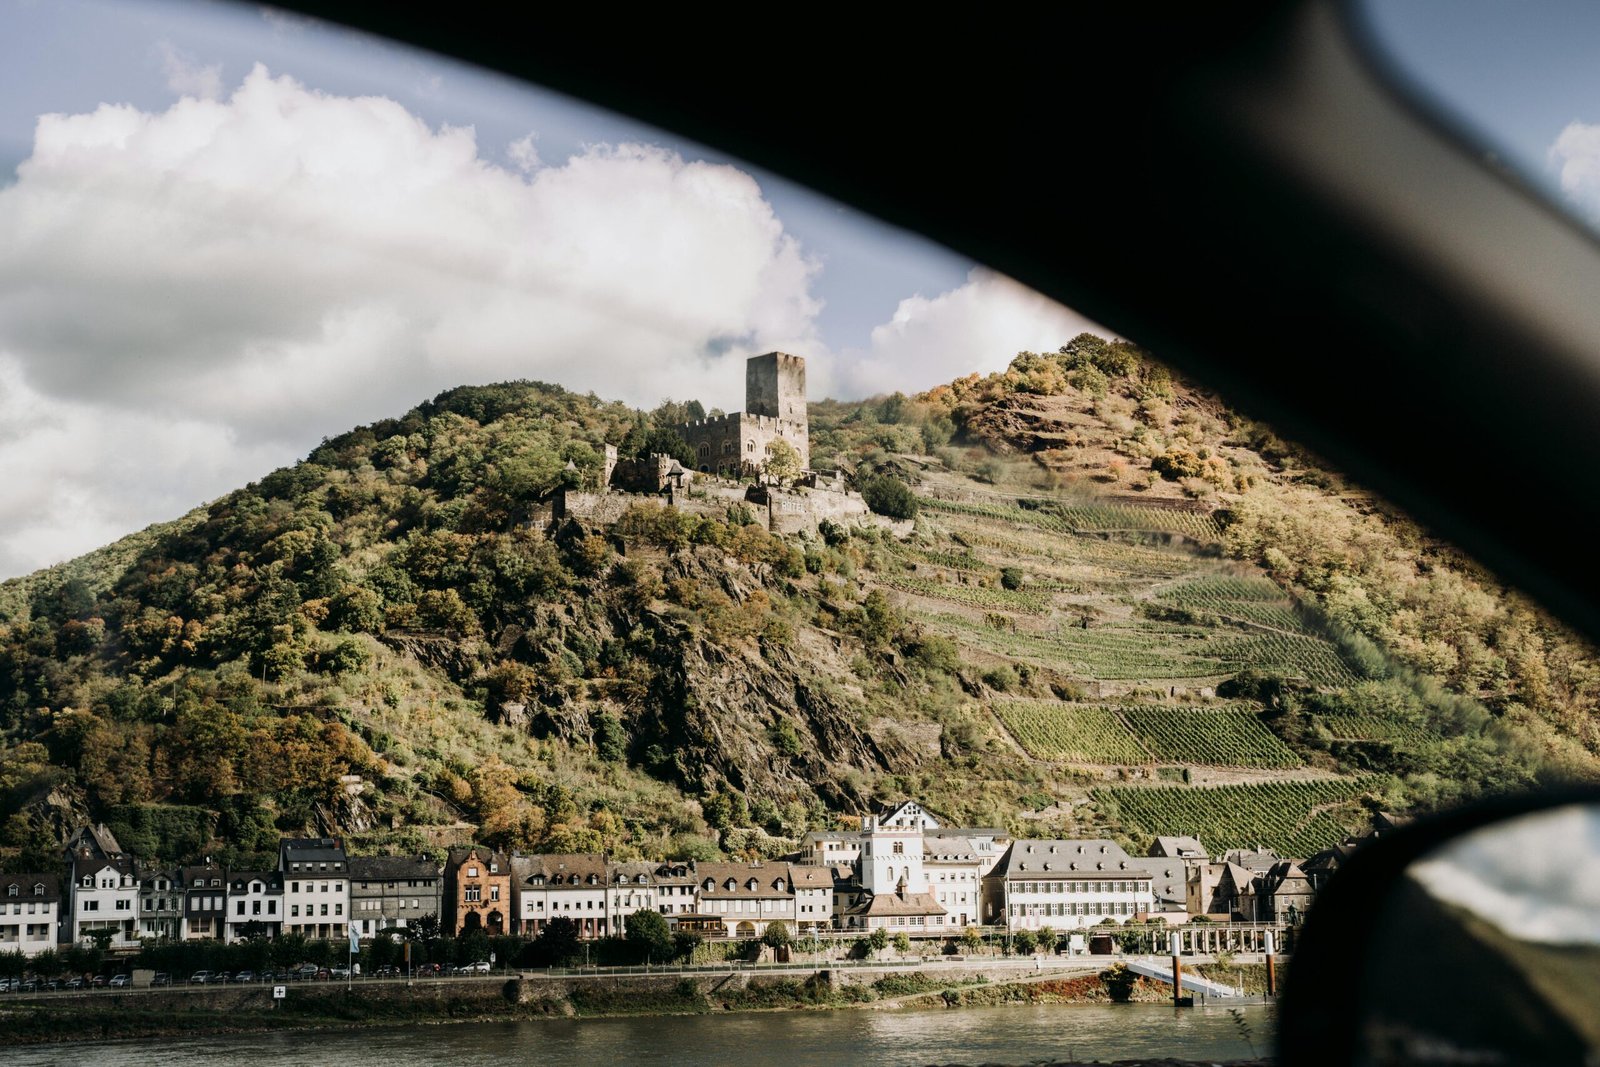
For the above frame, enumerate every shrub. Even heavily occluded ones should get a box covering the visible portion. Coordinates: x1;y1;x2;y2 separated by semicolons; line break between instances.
861;476;918;520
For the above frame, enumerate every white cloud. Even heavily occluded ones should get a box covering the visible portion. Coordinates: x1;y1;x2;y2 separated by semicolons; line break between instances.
156;40;223;101
0;64;1100;579
1409;803;1600;944
1550;120;1600;220
822;268;1107;398
0;355;282;579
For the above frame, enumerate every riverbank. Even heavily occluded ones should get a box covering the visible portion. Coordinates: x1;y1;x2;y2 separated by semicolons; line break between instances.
0;961;1273;1047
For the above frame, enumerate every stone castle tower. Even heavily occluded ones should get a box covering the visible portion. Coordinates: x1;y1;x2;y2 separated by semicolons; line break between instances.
676;352;809;477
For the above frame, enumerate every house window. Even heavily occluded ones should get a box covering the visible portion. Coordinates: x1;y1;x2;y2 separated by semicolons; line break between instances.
468;867;479;878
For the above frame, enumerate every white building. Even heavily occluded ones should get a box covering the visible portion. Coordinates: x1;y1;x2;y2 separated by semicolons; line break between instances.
225;871;284;941
513;854;609;938
845;801;948;931
923;834;985;929
280;838;348;939
789;865;833;932
1;874;60;957
652;861;699;920
68;852;139;946
693;861;796;939
984;839;1156;932
607;861;657;936
799;831;861;868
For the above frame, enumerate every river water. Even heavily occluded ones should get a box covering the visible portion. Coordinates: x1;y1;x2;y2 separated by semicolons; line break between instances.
10;1002;1275;1065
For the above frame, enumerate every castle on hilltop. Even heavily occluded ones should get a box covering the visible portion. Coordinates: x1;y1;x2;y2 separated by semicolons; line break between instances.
676;352;810;477
543;350;894;536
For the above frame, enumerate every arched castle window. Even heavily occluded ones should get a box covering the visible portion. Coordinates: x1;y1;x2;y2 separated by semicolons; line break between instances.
746;442;754;452
697;442;709;457
722;441;732;454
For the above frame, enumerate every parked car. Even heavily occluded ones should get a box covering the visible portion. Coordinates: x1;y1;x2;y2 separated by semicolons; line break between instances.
43;978;60;991
373;965;399;978
188;970;214;984
89;974;108;988
108;974;131;988
19;978;39;992
151;973;172;987
232;970;256;983
258;970;279;983
290;963;319;980
328;965;350;979
457;960;491;974
64;976;84;990
314;967;331;981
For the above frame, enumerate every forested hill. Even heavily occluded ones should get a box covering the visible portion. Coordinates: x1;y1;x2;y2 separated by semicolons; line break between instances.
2;337;1596;872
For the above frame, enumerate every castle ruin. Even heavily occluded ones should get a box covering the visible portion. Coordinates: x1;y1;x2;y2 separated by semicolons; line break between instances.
676;352;810;476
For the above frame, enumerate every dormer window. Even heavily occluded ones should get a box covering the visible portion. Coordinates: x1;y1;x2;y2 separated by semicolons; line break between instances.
775;879;786;892
746;878;758;891
34;883;44;895
468;867;479;878
725;878;736;891
6;886;14;897
704;879;715;891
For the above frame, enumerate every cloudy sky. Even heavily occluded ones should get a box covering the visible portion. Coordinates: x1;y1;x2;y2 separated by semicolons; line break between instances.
1409;803;1600;945
0;0;1101;580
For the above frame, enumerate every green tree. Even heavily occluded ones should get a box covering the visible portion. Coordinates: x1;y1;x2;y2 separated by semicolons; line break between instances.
761;920;792;950
534;916;581;967
867;927;889;953
892;932;911;954
1012;929;1037;954
764;439;802;482
860;475;918;520
625;909;674;963
961;925;983;953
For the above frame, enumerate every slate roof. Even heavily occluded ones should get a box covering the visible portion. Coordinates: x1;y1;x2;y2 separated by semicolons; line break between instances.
1125;857;1188;908
0;872;61;901
1221;848;1282;873
609;861;657;885
349;856;440;882
1150;835;1208;860
281;837;347;864
993;839;1140;879
227;871;284;892
923;836;980;863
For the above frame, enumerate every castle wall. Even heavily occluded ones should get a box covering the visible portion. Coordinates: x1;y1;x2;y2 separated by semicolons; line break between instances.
677;413;809;475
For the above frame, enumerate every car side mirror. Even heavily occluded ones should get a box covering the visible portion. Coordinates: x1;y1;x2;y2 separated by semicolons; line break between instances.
1278;788;1600;1065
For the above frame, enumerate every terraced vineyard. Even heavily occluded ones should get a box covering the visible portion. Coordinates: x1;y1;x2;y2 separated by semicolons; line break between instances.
1316;715;1435;744
879;574;1051;614
1091;778;1382;857
995;702;1153;763
1121;706;1302;768
1155;574;1324;635
996;700;1301;768
921;496;1222;540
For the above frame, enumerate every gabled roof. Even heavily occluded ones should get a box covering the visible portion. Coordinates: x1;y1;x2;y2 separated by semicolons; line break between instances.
1260;860;1310;894
1150;835;1207;860
1221;847;1282;873
847;889;944;917
448;846;509;870
349;856;441;882
786;864;833;889
227;871;283;892
66;823;124;860
872;800;940;829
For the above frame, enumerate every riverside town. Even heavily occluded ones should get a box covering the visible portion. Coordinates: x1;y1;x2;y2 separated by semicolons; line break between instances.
1;798;1400;992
